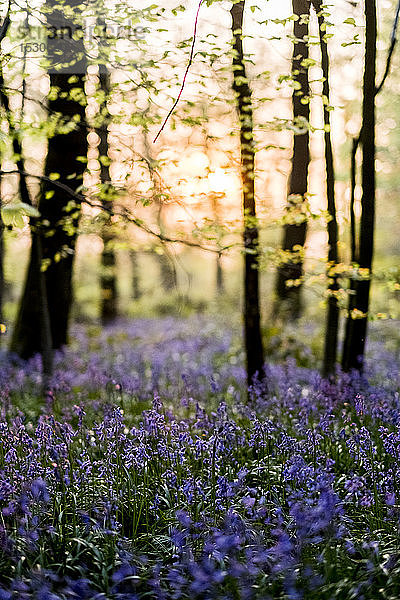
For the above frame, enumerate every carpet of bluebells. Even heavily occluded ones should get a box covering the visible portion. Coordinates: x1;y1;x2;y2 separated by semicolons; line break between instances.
1;316;400;599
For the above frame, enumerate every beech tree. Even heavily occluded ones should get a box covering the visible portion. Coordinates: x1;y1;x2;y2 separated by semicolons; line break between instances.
275;0;311;320
11;0;87;358
0;11;7;336
312;0;340;376
0;185;3;334
98;67;118;324
231;0;264;387
342;0;379;371
130;250;141;301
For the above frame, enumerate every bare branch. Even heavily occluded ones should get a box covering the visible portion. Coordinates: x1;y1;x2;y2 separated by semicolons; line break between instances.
153;0;204;143
0;0;11;44
376;0;400;94
0;169;236;254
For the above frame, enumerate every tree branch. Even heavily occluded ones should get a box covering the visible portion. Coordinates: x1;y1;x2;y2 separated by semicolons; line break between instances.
0;169;235;254
153;0;204;143
376;0;400;94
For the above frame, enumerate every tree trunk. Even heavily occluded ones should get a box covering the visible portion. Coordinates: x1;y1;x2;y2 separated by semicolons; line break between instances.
312;0;340;376
98;69;118;324
101;229;118;323
275;0;310;320
342;0;376;372
0;174;3;338
130;249;141;300
210;192;224;296
0;65;53;378
158;248;177;292
10;0;87;357
216;253;224;295
141;121;178;295
231;0;264;388
12;231;54;380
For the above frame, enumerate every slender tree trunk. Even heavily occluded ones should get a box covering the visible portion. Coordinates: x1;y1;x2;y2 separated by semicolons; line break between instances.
342;140;359;370
231;0;264;387
1;72;54;377
0;173;3;337
312;0;340;376
0;0;8;342
98;69;118;324
130;249;141;300
142;122;178;295
216;253;224;295
211;192;224;295
41;74;86;349
275;0;310;320
10;0;87;357
158;248;177;291
342;0;376;372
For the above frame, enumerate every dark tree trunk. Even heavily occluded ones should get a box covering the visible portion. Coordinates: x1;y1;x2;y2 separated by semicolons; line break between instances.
0;174;3;338
342;0;376;372
130;249;141;300
10;0;87;358
41;73;86;349
210;192;224;296
158;249;177;291
231;0;264;388
0;66;53;378
216;253;224;295
312;0;340;376
342;140;359;371
100;229;118;323
12;232;54;379
98;69;118;324
275;0;310;320
0;0;8;342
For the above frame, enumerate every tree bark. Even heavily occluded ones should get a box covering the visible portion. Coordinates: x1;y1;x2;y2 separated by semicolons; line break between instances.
275;0;311;320
0;173;3;339
11;0;87;357
130;249;141;300
157;248;177;291
0;67;54;378
231;0;264;388
312;0;340;376
98;69;118;324
12;231;54;381
342;0;376;372
216;253;224;296
210;192;224;296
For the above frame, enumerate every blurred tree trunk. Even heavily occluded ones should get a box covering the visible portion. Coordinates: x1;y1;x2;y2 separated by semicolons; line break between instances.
158;248;177;291
3;122;54;379
216;253;224;296
142;123;178;294
342;0;376;372
0;61;53;378
11;0;87;357
130;249;141;300
12;231;54;381
275;0;310;320
98;68;118;324
231;0;264;387
0;0;8;341
211;193;224;296
312;0;340;376
0;173;3;336
202;111;225;297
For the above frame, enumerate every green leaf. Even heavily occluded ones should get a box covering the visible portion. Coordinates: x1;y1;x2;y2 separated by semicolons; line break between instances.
1;202;40;228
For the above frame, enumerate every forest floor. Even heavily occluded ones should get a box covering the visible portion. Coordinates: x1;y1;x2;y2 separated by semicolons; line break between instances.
0;316;400;599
